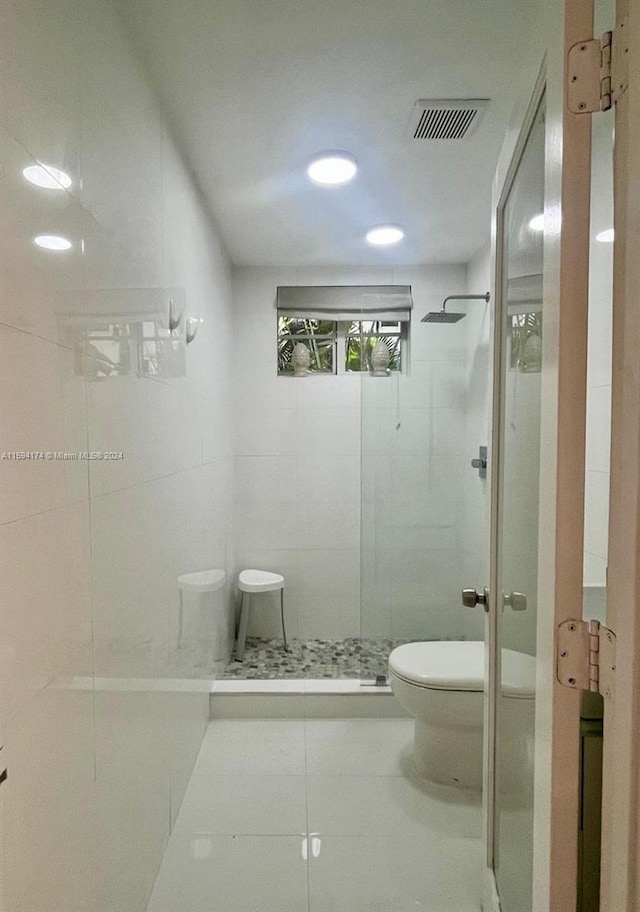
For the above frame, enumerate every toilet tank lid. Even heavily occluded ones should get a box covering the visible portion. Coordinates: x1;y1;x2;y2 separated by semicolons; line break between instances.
388;641;536;697
177;569;226;592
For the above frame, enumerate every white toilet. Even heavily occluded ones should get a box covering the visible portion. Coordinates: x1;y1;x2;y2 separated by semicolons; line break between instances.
389;641;535;789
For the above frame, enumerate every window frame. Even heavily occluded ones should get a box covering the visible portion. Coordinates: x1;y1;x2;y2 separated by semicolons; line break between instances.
277;313;408;376
277;315;338;375
342;319;405;374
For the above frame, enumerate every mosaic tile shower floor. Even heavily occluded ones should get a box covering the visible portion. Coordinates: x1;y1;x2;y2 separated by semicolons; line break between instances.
221;637;409;679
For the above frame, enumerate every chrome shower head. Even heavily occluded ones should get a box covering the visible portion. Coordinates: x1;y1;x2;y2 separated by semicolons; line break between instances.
421;311;466;323
420;291;490;324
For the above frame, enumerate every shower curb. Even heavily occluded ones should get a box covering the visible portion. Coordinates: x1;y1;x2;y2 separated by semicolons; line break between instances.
209;679;409;719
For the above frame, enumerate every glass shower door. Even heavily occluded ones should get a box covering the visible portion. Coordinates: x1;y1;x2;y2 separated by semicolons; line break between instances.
491;96;546;910
359;290;481;680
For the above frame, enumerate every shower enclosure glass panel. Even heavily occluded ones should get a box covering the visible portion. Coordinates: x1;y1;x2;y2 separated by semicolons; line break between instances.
360;283;484;679
493;97;545;911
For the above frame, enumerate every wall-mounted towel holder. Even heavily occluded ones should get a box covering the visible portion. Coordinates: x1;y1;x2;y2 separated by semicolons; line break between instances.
169;296;184;332
186;315;202;344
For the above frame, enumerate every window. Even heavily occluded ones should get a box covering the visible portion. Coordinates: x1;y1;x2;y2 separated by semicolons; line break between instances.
277;316;337;374
277;315;406;375
509;312;542;372
345;320;403;372
276;284;412;375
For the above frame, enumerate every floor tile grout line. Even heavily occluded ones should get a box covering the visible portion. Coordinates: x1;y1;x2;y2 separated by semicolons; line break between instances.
303;708;310;911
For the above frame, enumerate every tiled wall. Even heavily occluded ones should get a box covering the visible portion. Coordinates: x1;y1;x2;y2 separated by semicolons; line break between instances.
232;267;361;641
0;1;234;909
232;264;486;643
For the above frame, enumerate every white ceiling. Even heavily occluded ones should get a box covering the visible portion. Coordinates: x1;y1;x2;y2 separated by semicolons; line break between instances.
114;0;541;267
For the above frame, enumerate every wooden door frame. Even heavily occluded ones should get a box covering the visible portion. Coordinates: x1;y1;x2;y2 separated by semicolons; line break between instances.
600;0;640;907
533;1;594;910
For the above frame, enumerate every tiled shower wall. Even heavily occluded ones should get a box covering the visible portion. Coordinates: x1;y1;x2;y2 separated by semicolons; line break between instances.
232;267;362;642
0;1;234;909
232;265;486;644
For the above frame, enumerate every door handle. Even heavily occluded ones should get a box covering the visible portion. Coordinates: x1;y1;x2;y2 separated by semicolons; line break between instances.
504;591;527;611
462;587;490;612
471;445;488;479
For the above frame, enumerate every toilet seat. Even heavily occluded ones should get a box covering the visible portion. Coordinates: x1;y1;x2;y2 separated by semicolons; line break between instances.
389;641;535;698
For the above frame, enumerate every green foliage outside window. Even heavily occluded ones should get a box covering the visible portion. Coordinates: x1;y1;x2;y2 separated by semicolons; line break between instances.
345;320;401;372
277;317;336;373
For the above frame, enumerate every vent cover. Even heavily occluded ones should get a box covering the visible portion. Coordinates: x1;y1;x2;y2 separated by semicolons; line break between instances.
408;99;489;140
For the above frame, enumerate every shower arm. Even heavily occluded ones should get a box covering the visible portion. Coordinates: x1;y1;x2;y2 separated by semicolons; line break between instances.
440;292;491;314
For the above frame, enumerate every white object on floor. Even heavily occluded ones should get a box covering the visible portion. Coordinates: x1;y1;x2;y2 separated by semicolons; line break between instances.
389;640;535;789
235;569;287;660
177;569;229;660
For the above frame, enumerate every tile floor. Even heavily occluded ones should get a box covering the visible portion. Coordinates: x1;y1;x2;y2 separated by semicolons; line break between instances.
147;718;483;912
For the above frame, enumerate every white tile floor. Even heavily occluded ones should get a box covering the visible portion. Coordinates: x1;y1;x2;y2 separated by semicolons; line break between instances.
147;719;483;912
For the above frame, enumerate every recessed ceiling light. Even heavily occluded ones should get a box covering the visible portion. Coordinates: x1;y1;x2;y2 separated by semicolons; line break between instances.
23;163;72;190
596;228;614;243
365;225;404;246
33;234;73;251
529;213;545;232
307;152;358;186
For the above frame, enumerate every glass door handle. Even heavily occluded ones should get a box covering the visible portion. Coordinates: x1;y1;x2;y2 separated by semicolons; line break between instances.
471;445;488;479
462;587;490;611
504;591;527;611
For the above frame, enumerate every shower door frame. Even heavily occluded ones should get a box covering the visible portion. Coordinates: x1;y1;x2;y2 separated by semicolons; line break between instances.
483;0;597;907
484;63;551;912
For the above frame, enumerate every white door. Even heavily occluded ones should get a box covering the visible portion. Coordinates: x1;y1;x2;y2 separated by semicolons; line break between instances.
479;0;640;908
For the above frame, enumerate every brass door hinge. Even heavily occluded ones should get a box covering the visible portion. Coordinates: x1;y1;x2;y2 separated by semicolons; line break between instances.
557;619;616;700
567;23;629;113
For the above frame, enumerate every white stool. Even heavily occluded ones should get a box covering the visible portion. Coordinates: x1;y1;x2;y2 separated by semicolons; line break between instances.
235;569;287;661
177;569;227;654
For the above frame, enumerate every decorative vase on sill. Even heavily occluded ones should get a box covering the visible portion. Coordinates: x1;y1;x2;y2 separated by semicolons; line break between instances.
370;340;391;376
291;342;311;377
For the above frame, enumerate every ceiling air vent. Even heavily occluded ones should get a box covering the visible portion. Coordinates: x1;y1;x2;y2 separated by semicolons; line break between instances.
408;99;489;140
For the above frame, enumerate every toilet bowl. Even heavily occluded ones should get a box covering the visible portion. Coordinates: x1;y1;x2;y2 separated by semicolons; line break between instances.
389;641;535;789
